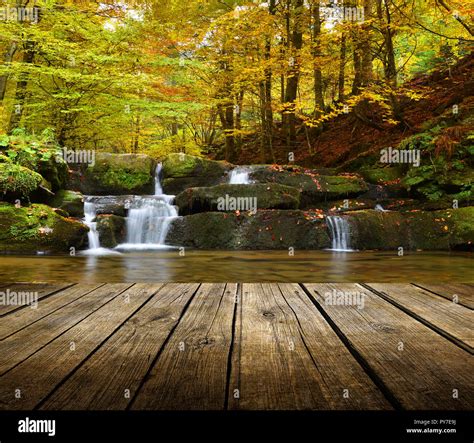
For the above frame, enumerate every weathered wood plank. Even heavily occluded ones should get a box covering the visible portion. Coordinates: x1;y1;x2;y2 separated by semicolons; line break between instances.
0;283;132;376
0;283;164;410
303;283;474;410
0;284;104;340
41;283;200;410
413;283;474;310
0;283;73;316
366;283;473;351
228;283;391;410
131;283;236;410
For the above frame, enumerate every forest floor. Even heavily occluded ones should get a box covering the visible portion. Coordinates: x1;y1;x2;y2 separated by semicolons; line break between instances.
235;54;473;169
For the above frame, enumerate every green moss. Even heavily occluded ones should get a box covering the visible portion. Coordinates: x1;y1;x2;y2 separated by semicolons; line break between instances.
346;207;473;250
162;153;229;178
0;163;43;200
96;214;126;248
0;203;88;252
84;153;155;195
175;183;300;215
50;190;84;218
359;166;404;184
250;168;368;206
161;154;230;194
166;210;330;249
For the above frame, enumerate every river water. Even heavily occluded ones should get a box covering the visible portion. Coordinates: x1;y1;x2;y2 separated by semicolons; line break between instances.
0;250;471;283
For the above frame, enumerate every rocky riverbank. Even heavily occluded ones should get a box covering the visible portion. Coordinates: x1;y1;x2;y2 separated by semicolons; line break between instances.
0;151;472;253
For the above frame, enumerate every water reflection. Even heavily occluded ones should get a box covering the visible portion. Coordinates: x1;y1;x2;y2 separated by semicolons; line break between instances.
0;250;472;283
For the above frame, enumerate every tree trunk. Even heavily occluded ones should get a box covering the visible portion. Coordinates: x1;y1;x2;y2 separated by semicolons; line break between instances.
8;42;35;132
284;0;304;148
312;1;324;116
0;43;18;102
338;33;347;102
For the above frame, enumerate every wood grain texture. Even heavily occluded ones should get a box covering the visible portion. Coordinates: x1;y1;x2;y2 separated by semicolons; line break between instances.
41;283;199;410
0;283;132;376
0;284;163;410
0;284;104;340
366;283;473;351
413;283;474;310
228;283;391;410
303;283;474;410
131;283;236;410
0;283;73;316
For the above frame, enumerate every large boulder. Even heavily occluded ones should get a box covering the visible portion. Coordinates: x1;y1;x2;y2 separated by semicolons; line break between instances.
80;153;155;195
0;203;89;253
162;154;231;195
346;206;473;250
0;162;45;203
249;167;368;207
84;195;132;217
166;210;330;249
96;214;127;248
175;183;300;215
50;190;85;218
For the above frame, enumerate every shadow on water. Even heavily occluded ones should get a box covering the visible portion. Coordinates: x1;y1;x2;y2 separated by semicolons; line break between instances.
0;250;472;282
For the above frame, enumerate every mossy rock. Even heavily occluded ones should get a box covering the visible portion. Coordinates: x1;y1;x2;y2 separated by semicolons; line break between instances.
50;190;85;218
0;163;44;202
249;167;368;207
345;207;473;250
36;155;69;191
443;206;474;250
166;210;330;249
162;154;230;194
359;166;404;184
96;214;126;248
174;183;300;215
0;203;89;253
82;153;155;195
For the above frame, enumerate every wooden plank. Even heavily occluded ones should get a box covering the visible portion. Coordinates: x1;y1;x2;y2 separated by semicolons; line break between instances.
366;283;473;351
303;283;474;410
131;283;236;410
0;283;73;316
228;283;391;410
0;284;104;340
413;283;474;310
0;283;164;410
41;283;200;410
0;283;132;376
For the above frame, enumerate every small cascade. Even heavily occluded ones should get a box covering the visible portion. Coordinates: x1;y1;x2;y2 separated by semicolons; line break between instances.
375;204;387;212
326;216;353;251
229;167;252;184
83;201;100;249
155;162;164;195
116;163;179;250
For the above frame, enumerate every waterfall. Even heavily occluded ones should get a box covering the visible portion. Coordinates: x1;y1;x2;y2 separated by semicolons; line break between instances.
326;216;353;251
375;204;387;212
116;163;179;250
155;162;164;195
83;200;101;249
229;167;251;184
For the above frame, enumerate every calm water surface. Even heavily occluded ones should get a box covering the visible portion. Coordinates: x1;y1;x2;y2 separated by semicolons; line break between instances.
0;250;472;282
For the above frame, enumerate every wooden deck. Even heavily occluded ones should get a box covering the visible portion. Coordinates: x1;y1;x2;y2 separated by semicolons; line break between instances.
0;283;472;411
